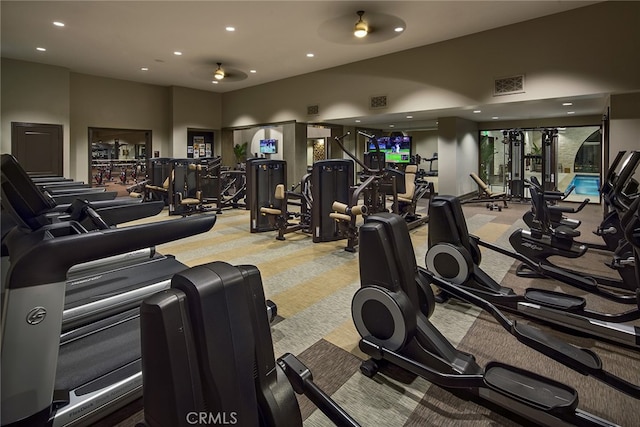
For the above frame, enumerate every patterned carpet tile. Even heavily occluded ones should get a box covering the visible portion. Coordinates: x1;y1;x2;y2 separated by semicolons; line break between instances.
103;199;639;426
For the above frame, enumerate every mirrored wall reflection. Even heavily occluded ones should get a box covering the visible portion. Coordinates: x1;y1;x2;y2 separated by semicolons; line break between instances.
480;125;601;201
89;127;151;196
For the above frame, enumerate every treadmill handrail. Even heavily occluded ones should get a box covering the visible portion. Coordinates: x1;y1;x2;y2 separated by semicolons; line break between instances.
5;214;216;289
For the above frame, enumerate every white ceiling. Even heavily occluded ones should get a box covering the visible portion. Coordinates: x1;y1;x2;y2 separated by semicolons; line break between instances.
1;1;605;129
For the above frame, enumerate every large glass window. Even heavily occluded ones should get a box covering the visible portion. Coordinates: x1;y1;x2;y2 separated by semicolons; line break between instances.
479;125;601;201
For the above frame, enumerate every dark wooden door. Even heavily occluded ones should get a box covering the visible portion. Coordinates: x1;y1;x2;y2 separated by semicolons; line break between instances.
11;122;63;176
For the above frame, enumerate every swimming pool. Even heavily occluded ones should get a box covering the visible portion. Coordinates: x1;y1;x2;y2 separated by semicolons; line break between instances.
569;174;600;197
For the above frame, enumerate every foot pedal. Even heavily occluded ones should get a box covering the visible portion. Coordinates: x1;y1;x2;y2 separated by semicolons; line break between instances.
484;362;578;413
514;322;602;372
524;289;586;311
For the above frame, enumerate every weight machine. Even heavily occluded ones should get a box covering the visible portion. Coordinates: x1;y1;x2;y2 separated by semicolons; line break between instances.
505;130;526;200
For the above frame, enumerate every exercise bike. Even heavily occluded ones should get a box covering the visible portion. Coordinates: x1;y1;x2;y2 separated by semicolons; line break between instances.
513;179;637;292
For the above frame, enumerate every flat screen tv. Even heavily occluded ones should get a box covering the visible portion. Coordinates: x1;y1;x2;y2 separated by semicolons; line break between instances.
260;139;278;154
368;136;411;163
259;139;277;154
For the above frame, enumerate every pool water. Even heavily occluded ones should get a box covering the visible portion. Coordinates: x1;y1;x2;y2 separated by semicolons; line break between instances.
569;174;600;197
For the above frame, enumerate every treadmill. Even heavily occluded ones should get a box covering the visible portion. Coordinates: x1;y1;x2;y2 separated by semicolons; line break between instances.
1;154;166;294
1;155;218;426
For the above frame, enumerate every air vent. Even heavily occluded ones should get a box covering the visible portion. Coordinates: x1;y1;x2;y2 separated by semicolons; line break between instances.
494;75;525;96
370;95;388;110
307;105;319;116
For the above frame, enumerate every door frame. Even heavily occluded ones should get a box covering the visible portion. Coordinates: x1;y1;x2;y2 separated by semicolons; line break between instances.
11;122;63;176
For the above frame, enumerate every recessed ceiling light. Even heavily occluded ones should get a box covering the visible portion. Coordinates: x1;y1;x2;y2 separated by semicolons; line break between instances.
473;110;481;113
250;70;257;73
562;102;573;106
389;124;395;128
36;47;46;52
567;111;575;114
211;81;219;84
394;27;404;32
173;51;182;56
225;26;235;32
355;120;361;123
406;115;413;119
53;21;65;27
141;67;149;71
306;53;315;58
492;116;499;120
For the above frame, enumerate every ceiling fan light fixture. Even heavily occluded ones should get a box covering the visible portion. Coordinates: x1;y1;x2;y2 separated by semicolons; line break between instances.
214;62;225;80
354;11;368;38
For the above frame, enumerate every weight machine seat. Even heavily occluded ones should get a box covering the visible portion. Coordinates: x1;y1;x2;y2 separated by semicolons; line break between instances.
261;206;282;215
330;202;366;223
470;173;506;198
260;184;286;215
146;172;172;197
398;165;417;202
329;212;351;222
180;195;202;206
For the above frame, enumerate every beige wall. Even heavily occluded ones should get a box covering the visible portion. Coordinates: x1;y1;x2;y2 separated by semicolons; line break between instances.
221;2;640;128
2;59;222;181
1;59;71;174
411;130;438;161
70;73;171;182
2;2;638;187
170;86;222;158
438;117;479;196
609;92;640;158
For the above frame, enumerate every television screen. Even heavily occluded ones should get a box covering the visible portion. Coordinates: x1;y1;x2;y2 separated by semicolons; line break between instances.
368;136;411;163
259;139;277;154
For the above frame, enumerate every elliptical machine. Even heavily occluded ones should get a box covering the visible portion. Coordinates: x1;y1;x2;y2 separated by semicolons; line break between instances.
425;194;640;349
139;261;360;427
351;212;638;426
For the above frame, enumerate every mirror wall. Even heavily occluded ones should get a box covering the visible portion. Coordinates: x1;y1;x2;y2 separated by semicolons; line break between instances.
88;127;151;196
